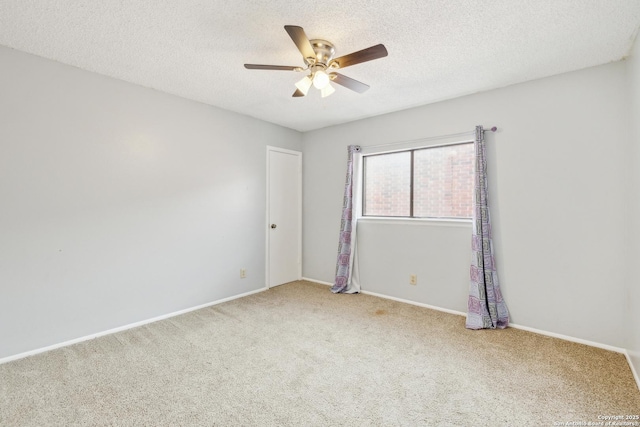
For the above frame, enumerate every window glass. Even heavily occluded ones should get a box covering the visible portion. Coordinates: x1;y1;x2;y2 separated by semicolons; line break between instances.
363;151;411;216
413;143;474;218
362;143;473;219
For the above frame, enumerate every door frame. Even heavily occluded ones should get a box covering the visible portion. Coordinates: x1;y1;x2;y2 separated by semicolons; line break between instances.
265;146;302;288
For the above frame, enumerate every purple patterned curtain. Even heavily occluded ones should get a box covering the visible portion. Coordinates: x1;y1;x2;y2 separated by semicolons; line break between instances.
466;126;509;329
332;145;360;294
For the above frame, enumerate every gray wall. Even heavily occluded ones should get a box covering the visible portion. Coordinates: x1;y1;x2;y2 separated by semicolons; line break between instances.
627;31;640;380
0;46;302;359
356;219;470;312
303;61;630;348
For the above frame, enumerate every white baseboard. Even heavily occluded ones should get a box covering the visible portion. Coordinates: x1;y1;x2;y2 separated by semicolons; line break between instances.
301;277;332;286
303;276;637;388
303;277;467;317
7;277;640;392
507;322;626;354
361;289;468;317
0;287;268;366
624;351;640;391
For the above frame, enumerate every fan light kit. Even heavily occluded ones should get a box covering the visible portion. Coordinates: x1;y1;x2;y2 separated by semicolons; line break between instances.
244;25;388;98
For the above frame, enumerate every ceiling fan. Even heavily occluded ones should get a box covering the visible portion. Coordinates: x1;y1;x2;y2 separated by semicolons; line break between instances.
244;25;388;98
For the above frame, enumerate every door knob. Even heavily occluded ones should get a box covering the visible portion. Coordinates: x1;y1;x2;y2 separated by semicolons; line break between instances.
271;224;277;229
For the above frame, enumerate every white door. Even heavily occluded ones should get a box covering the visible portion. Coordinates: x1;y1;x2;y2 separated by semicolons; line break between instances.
267;147;301;287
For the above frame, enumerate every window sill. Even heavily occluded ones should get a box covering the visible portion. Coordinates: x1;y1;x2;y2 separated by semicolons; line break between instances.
358;216;472;228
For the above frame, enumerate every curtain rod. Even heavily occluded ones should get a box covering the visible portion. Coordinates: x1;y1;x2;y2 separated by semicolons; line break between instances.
362;126;497;150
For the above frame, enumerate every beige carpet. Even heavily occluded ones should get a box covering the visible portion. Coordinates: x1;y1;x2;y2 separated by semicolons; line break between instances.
1;281;638;426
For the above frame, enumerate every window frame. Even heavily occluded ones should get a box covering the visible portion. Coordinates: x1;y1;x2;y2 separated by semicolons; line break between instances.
361;140;474;221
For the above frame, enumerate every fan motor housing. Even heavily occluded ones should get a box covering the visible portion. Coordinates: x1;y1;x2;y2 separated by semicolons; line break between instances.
307;39;335;66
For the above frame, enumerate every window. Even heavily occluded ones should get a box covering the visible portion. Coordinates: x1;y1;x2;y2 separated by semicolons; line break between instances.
363;142;474;219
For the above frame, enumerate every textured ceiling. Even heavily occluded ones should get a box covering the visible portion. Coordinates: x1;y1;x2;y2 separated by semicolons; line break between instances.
1;1;639;132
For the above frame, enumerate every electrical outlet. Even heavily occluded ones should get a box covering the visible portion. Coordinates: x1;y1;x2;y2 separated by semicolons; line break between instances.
409;274;417;285
240;269;246;279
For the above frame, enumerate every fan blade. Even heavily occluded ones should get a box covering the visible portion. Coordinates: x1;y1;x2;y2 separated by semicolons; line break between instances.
331;73;370;93
244;64;300;71
284;25;316;61
292;89;306;97
330;44;388;69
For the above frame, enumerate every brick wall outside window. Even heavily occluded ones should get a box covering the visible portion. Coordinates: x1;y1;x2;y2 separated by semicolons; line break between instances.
363;143;474;218
363;151;410;216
